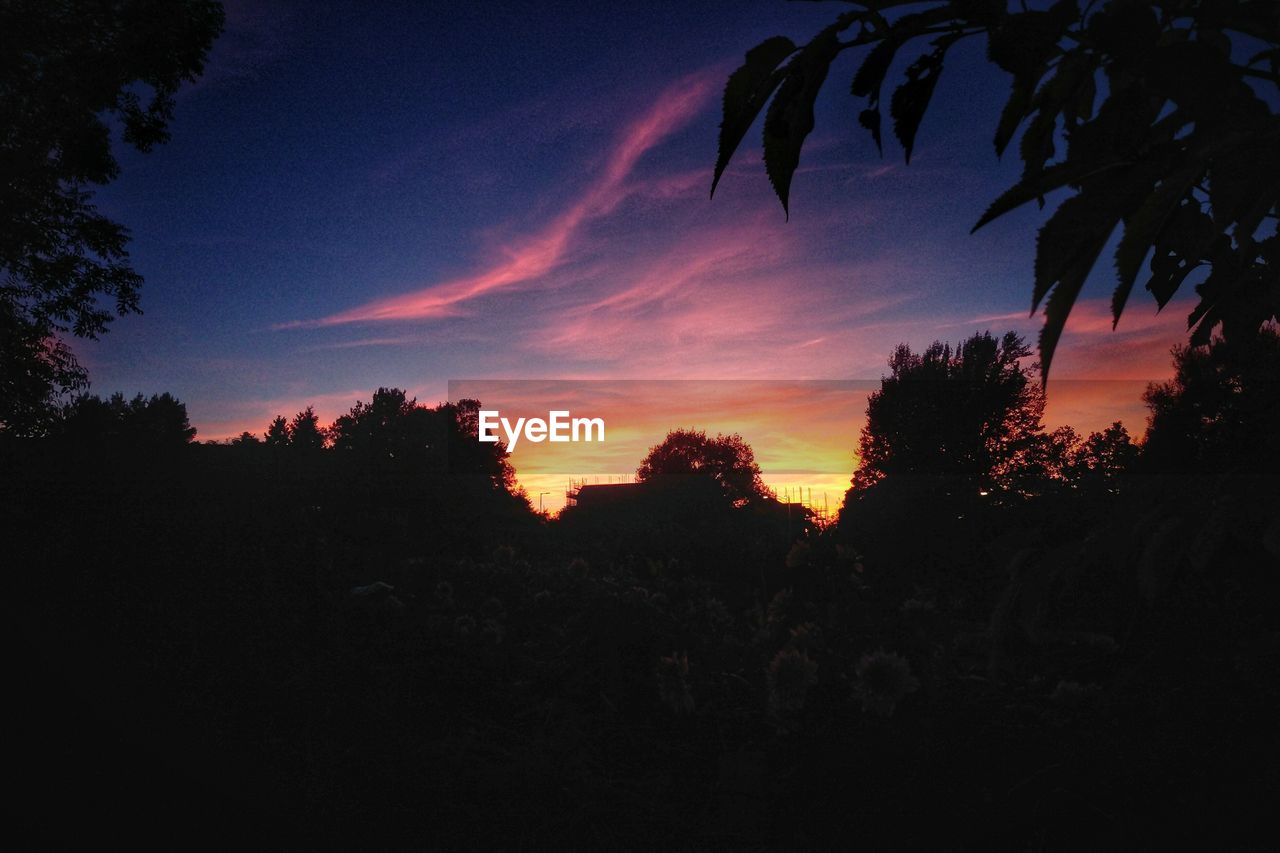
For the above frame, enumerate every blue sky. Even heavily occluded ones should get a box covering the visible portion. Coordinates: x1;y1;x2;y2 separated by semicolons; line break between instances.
78;0;1190;441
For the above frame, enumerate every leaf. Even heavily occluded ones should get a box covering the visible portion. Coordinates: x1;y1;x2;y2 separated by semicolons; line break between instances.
1018;108;1057;178
1112;158;1205;327
1187;238;1245;345
1034;170;1155;311
852;38;899;98
972;160;1096;233
994;73;1037;158
712;36;797;198
1032;166;1163;379
890;48;944;164
1146;202;1216;308
859;108;883;154
763;28;842;217
986;2;1075;77
1037;253;1092;383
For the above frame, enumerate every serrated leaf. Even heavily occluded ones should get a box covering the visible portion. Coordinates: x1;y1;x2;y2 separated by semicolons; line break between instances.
1031;167;1162;378
972;160;1095;233
890;50;944;164
1146;202;1216;308
1033;169;1156;312
1112;158;1204;326
852;38;899;98
994;73;1037;158
1018;108;1057;178
763;29;841;217
1186;239;1244;345
859;108;882;154
712;36;797;198
1037;252;1092;383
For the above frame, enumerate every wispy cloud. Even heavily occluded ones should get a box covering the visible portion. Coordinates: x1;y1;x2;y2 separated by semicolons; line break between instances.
283;71;718;329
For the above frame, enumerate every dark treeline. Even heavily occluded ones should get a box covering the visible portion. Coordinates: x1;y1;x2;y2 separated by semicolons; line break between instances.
7;329;1278;849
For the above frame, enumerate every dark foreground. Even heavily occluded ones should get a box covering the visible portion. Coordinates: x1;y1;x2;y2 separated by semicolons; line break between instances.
10;443;1279;850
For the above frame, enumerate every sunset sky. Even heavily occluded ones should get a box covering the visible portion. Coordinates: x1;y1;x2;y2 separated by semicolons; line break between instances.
78;0;1192;504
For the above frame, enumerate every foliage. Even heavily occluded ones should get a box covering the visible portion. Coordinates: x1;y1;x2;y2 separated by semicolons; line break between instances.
9;376;1279;846
265;415;291;447
1142;325;1280;472
58;391;197;446
853;330;1046;491
0;0;224;432
261;389;519;491
637;428;769;506
289;406;327;451
0;299;87;436
712;0;1280;377
1071;421;1139;486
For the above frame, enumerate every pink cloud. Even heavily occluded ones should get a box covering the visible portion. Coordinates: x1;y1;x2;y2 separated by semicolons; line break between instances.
286;71;718;329
527;222;920;378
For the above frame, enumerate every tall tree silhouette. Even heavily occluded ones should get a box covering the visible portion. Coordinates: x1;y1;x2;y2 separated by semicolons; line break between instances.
0;0;224;434
712;0;1279;377
853;331;1045;493
289;407;326;452
265;416;291;448
1142;327;1280;473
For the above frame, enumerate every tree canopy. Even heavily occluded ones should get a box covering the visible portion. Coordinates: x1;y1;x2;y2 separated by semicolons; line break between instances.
853;330;1046;491
637;428;769;507
632;425;762;504
712;0;1279;378
1142;325;1280;473
0;0;224;434
58;391;197;447
324;390;518;490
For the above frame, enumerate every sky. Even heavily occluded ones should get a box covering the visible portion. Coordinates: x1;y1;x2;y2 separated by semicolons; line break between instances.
79;0;1193;507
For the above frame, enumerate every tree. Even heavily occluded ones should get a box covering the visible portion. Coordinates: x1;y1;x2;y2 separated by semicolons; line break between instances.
265;416;291;448
289;407;326;452
231;431;261;446
712;1;1279;378
59;391;196;447
329;390;518;490
853;331;1046;493
637;428;768;506
0;0;224;432
1071;421;1139;487
1142;326;1280;473
0;300;86;436
330;387;421;460
445;398;518;491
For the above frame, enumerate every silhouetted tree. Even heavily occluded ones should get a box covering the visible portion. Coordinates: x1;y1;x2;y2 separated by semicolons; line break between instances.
231;431;261;446
445;398;518;491
1071;421;1139;489
289;407;326;452
1005;420;1139;496
59;392;196;447
712;0;1279;376
853;331;1045;493
637;428;768;507
0;301;87;436
1142;327;1280;473
330;387;421;461
329;390;517;490
265;416;291;448
0;0;224;432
